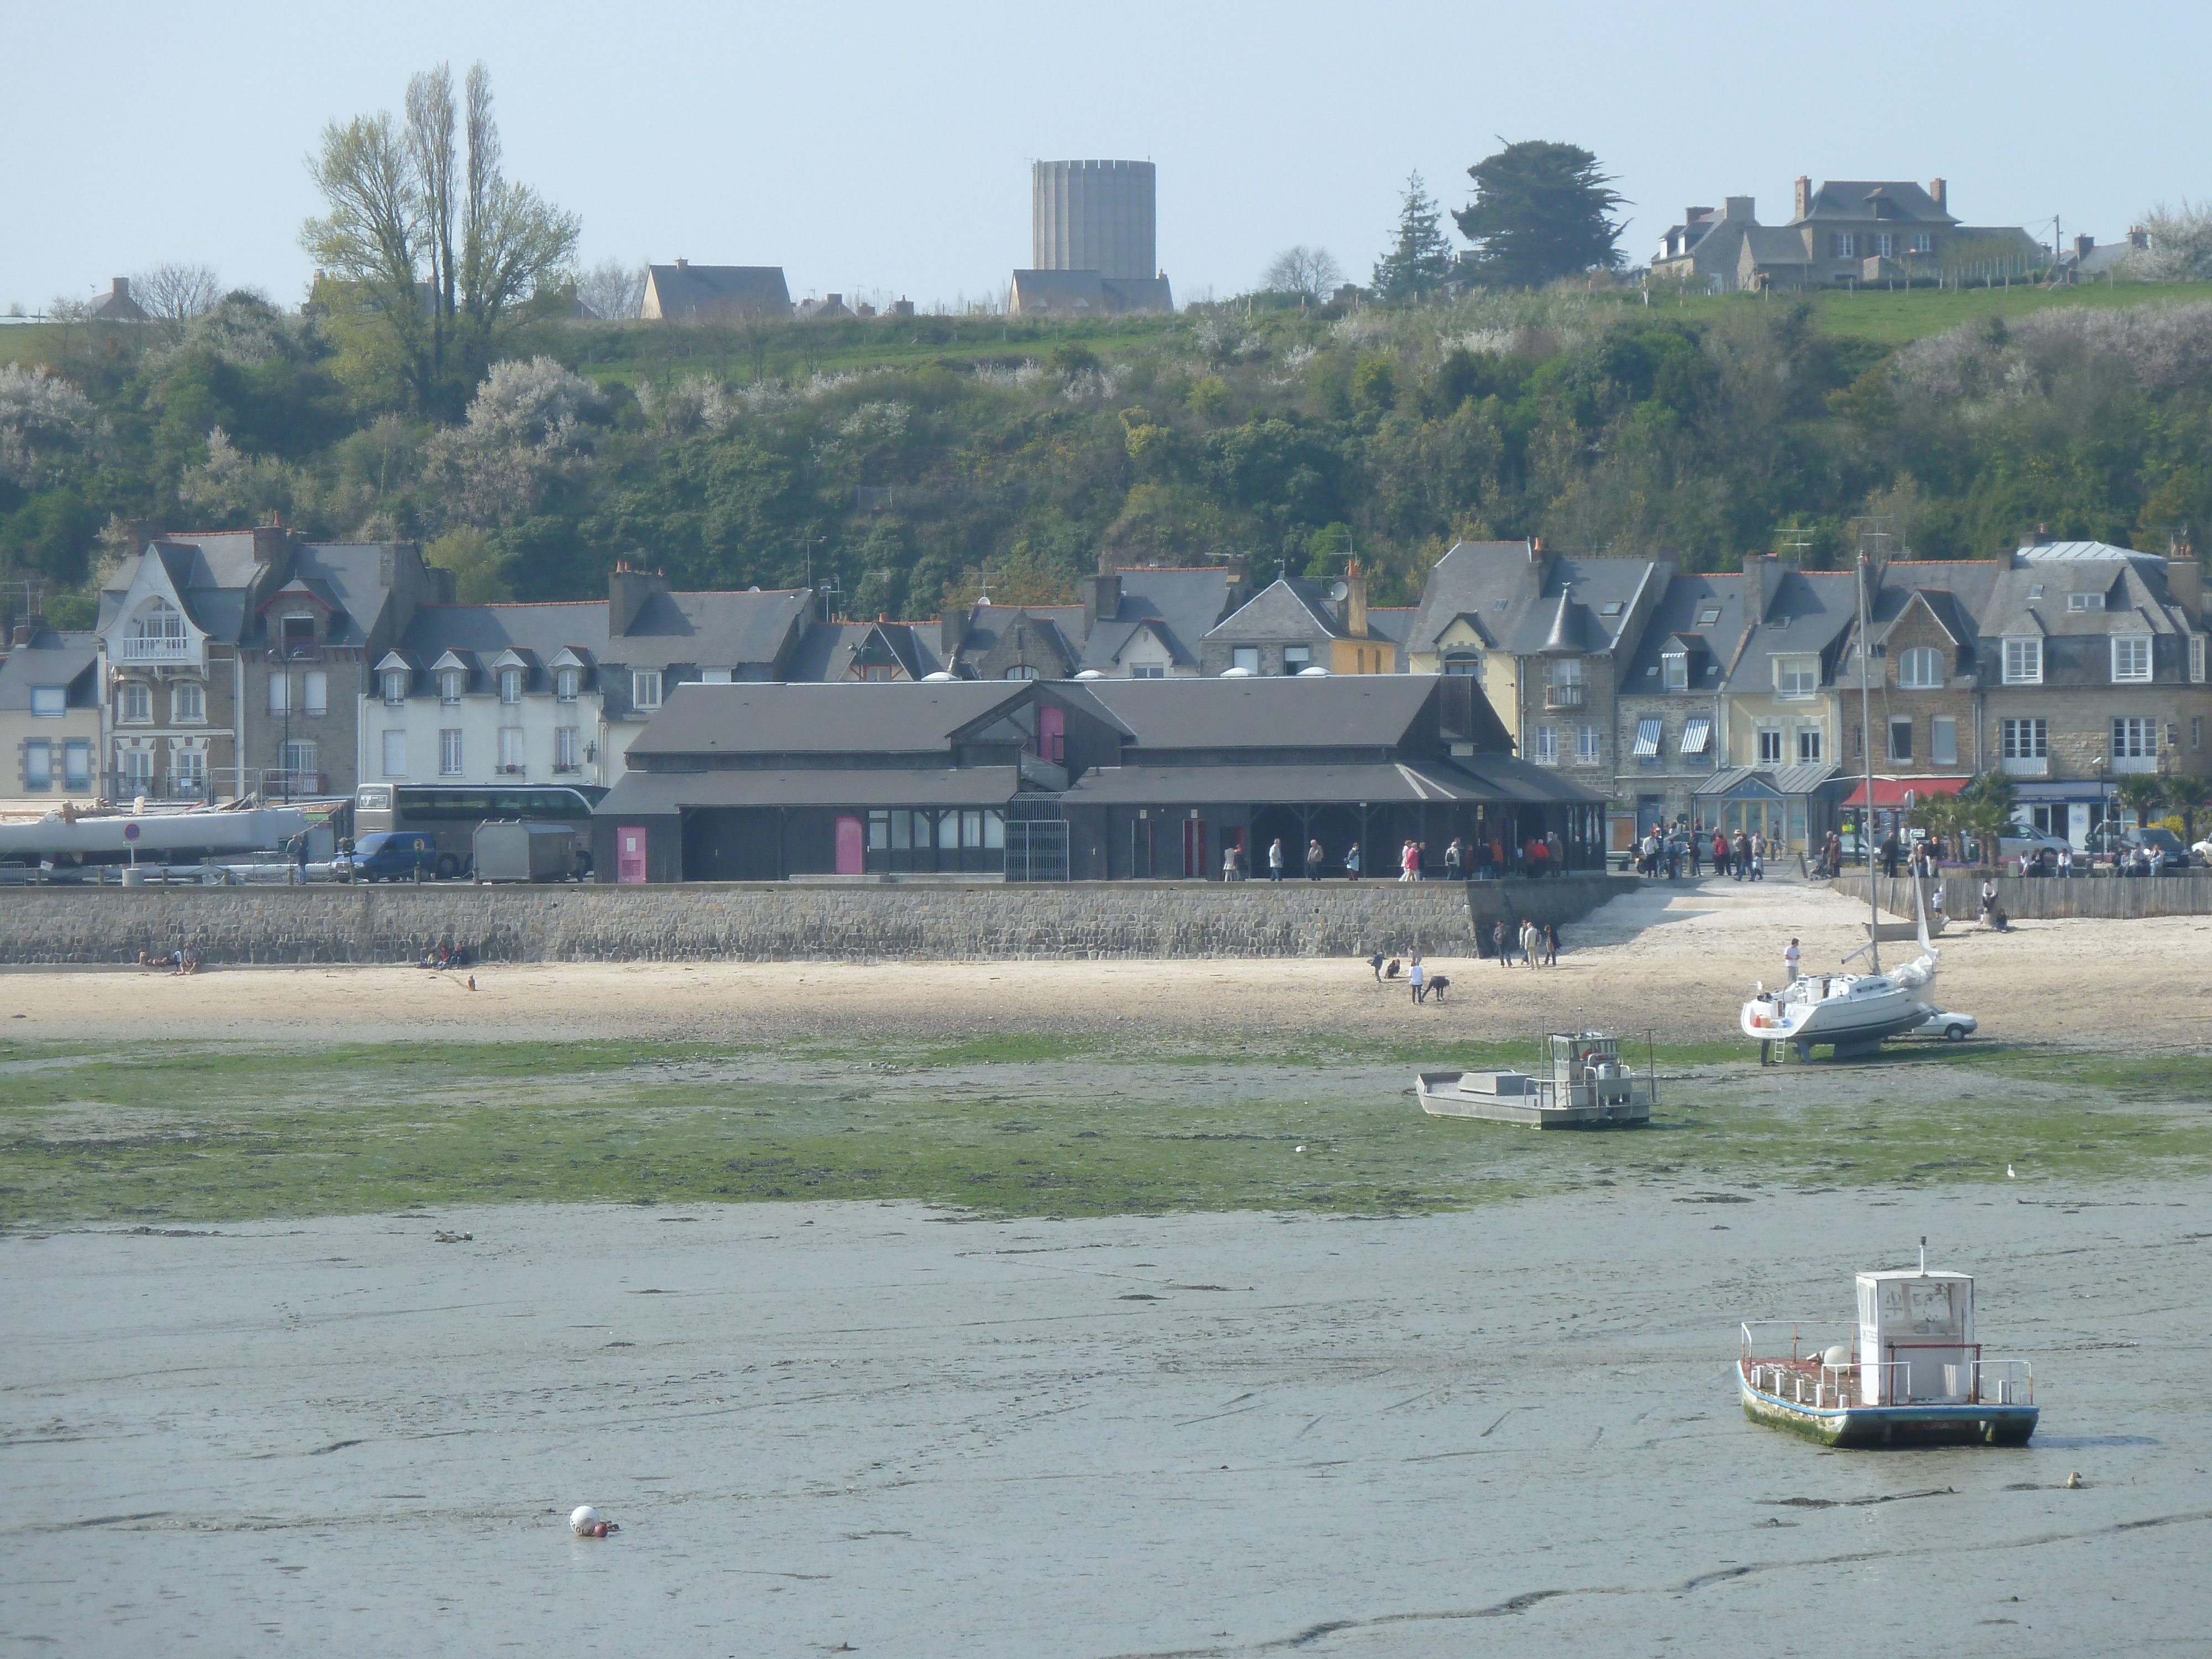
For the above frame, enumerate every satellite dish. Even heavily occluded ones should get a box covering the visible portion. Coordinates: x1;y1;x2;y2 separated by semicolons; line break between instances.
1329;581;1349;602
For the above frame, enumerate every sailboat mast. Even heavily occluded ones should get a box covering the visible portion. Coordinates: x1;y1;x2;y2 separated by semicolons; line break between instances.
1858;545;1880;976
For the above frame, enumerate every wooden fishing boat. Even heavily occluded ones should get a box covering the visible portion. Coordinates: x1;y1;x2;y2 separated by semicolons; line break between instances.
1739;1243;2038;1448
1416;1031;1655;1128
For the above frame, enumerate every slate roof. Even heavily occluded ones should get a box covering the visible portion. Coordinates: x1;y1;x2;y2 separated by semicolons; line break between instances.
1620;572;1742;692
1978;550;2190;641
1792;182;1955;225
1405;541;1661;658
644;264;791;320
786;620;949;682
1010;270;1107;315
1068;760;1504;806
1721;570;1858;692
1695;761;1841;798
1081;675;1437;750
289;543;413;648
1077;567;1240;670
629;681;1033;758
1740;226;1814;269
1203;577;1346;644
599;765;1023;815
0;629;98;711
613;588;812;667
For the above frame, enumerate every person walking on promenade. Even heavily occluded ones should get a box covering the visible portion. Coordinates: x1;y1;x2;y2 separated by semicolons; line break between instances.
1687;826;1702;878
1543;922;1560;966
1714;827;1731;879
1733;830;1751;881
1223;841;1239;883
1519;917;1540;967
1400;840;1420;881
1881;830;1902;880
1267;837;1285;882
1344;841;1360;881
1783;937;1801;984
1444;838;1463;881
1492;918;1510;965
1304;839;1323;881
1408;954;1426;1003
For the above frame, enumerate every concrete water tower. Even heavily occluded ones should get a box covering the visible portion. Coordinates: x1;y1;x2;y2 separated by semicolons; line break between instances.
1032;160;1156;280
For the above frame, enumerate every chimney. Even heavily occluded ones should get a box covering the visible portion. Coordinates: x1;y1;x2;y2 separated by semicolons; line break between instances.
1929;178;1947;213
1794;176;1812;220
1743;553;1788;622
1343;560;1369;639
112;276;131;301
2166;554;2202;625
1081;571;1121;635
608;560;667;637
1685;206;1713;232
2130;226;2150;250
250;524;289;571
11;612;42;649
1724;196;1755;222
940;605;971;660
2072;233;2094;262
674;257;688;269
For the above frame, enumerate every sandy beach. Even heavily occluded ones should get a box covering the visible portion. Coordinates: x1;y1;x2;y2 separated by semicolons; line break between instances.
10;872;2209;1048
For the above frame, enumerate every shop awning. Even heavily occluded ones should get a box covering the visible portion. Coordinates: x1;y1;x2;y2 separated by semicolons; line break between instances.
1679;717;1710;755
1631;717;1662;758
1839;774;1973;808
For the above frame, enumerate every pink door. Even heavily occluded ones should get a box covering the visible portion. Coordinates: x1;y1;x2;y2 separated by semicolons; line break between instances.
617;826;648;884
1039;705;1065;763
834;815;864;875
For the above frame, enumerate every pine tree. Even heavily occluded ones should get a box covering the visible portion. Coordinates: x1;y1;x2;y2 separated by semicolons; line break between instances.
1454;140;1625;288
1371;173;1458;304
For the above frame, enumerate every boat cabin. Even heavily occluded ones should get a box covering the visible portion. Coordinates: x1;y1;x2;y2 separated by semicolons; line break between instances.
1858;1267;1975;1405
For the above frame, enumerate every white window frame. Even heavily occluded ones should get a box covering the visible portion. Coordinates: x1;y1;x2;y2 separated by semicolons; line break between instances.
2067;592;2105;613
120;682;152;724
1533;724;1558;765
24;738;51;788
1872;232;1895;258
302;670;328;717
555;667;580;702
439;728;463;776
1931;716;1959;767
1576;724;1601;765
280;738;316;780
1910;232;1933;255
171;681;205;723
555;727;580;772
268;671;289;717
497;728;525;773
1832;232;1856;258
2111;717;2154;759
1774;656;1818;698
2192;635;2206;683
1230;648;1259;674
1897;646;1942;690
632;670;663;709
1797;725;1823;763
2111;635;2151;683
499;666;524;705
2002;637;2042;685
174;747;206;793
1129;663;1166;679
30;685;66;717
62;740;91;789
384;670;408;705
2001;718;2048;760
121;748;154;789
1662;651;1687;692
440;669;465;706
382;731;408;778
1282;645;1311;675
1756;725;1783;765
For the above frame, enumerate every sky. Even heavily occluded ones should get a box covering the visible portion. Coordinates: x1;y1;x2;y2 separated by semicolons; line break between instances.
6;0;2210;315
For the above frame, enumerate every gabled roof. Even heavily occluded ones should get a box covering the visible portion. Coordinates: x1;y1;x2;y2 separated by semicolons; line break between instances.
1622;572;1742;688
1406;541;1660;658
643;264;791;320
1792;181;1957;226
1205;577;1342;644
1721;571;1858;692
1076;566;1241;670
1080;674;1437;750
612;588;812;667
0;629;99;711
1978;554;2187;640
630;681;1035;758
785;619;948;681
1741;226;1814;268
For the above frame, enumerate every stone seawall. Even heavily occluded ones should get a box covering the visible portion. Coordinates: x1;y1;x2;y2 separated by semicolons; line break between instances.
1834;873;2212;922
0;875;1636;966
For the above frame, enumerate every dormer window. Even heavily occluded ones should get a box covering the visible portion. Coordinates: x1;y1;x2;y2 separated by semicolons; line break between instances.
124;598;189;661
1662;651;1688;691
556;667;580;702
1775;656;1818;698
440;669;465;705
1898;646;1942;689
632;670;663;709
383;670;407;705
2002;638;2042;685
2067;592;2105;613
281;614;317;647
499;667;523;704
2112;635;2151;683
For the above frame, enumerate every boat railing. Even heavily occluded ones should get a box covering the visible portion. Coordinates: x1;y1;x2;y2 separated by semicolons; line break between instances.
1973;1358;2033;1406
1740;1320;1849;1362
1863;1359;1912;1406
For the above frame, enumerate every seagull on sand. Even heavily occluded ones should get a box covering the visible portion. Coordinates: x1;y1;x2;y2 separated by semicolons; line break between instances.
2007;1165;2016;1178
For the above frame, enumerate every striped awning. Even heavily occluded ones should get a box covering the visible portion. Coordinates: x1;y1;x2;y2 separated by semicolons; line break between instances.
1632;717;1663;758
1679;717;1712;755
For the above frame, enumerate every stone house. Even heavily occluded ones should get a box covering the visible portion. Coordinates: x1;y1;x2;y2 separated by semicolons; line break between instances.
1611;572;1744;837
1709;559;1858;852
1653;179;2042;291
0;621;100;802
1197;565;1402;677
1650;198;1760;291
97;531;444;803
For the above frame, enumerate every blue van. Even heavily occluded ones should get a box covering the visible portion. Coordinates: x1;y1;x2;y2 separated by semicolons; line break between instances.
334;831;439;883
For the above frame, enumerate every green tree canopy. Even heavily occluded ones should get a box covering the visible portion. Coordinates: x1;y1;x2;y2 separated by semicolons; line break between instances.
1454;140;1625;288
1371;172;1458;304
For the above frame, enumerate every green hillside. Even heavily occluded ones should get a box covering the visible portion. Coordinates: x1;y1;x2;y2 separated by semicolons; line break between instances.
6;279;2209;625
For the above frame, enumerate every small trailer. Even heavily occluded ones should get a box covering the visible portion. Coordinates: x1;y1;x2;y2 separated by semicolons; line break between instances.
470;820;585;883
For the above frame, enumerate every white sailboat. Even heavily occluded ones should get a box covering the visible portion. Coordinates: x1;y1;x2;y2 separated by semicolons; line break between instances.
1740;544;1938;1060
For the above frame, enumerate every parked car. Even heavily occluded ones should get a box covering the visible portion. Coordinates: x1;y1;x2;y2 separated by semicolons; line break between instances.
332;831;439;883
1997;827;2071;860
2132;826;2195;869
1909;1009;1978;1041
2194;837;2212;863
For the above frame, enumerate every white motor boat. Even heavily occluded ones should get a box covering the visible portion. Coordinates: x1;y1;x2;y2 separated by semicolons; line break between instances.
1742;958;1934;1058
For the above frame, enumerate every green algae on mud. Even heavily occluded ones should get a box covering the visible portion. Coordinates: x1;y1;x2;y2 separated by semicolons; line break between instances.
2;1037;2208;1227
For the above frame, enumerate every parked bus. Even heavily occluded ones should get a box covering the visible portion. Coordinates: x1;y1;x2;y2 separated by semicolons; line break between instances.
353;784;607;879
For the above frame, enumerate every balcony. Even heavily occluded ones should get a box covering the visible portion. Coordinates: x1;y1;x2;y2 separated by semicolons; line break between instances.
119;635;195;663
1999;755;2049;778
1544;682;1588;711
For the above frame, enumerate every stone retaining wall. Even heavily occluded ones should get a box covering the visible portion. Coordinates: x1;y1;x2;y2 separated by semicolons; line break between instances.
0;875;1636;965
1834;873;2212;922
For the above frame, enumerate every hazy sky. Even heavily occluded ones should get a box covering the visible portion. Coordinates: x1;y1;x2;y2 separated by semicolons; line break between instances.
7;0;2208;314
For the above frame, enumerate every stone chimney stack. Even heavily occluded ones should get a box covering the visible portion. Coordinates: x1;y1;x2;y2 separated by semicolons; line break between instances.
1794;176;1812;220
1929;178;1948;213
940;604;971;661
1724;196;1755;222
11;612;42;649
1081;571;1121;635
2166;553;2203;625
1342;560;1369;639
608;559;667;638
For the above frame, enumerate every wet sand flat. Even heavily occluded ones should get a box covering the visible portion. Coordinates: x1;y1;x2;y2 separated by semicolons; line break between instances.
6;1189;2208;1657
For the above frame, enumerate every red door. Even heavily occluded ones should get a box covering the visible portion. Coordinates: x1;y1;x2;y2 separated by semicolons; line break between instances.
834;815;864;875
617;826;648;884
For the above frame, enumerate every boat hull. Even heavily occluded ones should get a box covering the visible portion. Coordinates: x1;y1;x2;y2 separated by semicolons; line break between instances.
1416;1073;1650;1129
1739;1373;2037;1448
